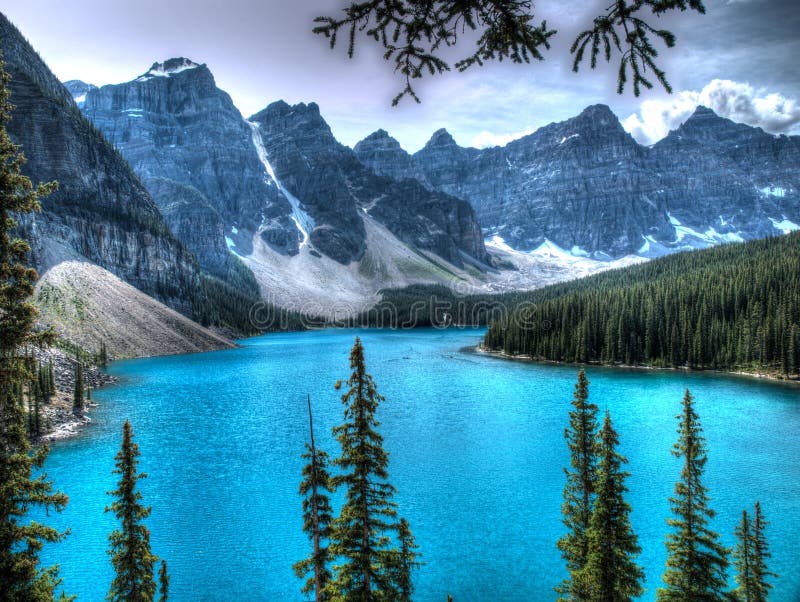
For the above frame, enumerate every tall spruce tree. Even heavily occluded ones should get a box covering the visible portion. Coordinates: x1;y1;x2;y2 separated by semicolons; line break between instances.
0;51;69;601
158;560;169;602
48;361;55;396
583;411;644;602
392;517;421;602
733;509;756;602
750;502;775;601
657;390;729;601
294;395;333;601
557;369;599;601
30;378;43;440
328;337;401;601
72;363;84;415
105;420;157;602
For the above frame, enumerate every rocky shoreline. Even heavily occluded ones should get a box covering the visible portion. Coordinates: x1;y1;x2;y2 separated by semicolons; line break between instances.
31;346;118;442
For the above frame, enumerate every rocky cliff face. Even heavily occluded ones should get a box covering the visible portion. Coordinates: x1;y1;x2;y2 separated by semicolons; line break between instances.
79;58;290;276
1;13;201;315
356;105;800;257
250;101;489;267
63;80;96;106
650;107;800;243
353;129;431;186
77;61;488;271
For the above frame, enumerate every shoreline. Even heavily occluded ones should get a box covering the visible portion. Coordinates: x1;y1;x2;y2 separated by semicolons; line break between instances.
472;345;800;386
32;346;118;443
41;327;796;443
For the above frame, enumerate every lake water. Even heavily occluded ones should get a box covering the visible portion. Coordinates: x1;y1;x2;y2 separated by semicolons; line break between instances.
36;328;800;601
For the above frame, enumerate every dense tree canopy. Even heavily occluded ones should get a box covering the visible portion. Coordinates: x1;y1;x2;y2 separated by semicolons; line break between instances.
315;0;706;104
485;233;800;376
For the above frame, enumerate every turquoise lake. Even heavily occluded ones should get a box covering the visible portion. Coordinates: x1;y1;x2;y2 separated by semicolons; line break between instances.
36;328;800;601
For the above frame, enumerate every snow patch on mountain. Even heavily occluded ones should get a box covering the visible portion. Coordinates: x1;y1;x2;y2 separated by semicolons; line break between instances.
242;216;487;317
703;227;744;243
759;186;787;198
136;58;199;81
666;212;744;246
483;235;645;292
770;217;800;233
246;120;315;248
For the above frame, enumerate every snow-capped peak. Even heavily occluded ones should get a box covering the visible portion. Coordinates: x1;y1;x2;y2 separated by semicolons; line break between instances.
136;58;200;82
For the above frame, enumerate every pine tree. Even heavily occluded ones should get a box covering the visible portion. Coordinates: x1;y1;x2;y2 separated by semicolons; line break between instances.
48;361;55;396
37;363;47;398
100;340;109;367
557;369;599;601
72;363;84;415
30;379;43;439
328;337;401;601
583;411;644;601
750;502;775;601
158;560;169;602
733;510;756;602
105;420;157;602
657;390;729;601
392;517;421;602
0;50;69;601
294;395;333;601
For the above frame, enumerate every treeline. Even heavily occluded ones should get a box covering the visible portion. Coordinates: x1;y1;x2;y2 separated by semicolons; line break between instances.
484;233;800;375
357;284;524;328
193;272;311;335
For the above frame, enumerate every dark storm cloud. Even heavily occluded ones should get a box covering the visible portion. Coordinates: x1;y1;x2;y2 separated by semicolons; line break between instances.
676;0;800;92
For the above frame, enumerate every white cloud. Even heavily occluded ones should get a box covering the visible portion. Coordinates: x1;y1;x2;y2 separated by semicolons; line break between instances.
470;128;536;149
623;79;800;145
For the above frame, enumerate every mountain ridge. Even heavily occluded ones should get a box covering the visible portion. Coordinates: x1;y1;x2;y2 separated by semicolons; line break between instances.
355;104;800;257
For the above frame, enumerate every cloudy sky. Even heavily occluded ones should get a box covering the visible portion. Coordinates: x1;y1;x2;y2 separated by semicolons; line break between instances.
4;0;799;151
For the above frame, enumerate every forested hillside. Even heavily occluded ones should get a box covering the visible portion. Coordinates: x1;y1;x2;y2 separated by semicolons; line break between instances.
484;233;800;376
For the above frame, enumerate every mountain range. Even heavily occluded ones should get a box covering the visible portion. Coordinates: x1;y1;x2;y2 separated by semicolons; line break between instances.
355;104;800;258
2;10;798;355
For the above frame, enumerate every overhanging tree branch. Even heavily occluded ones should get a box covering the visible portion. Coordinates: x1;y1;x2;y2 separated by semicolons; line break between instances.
314;0;705;104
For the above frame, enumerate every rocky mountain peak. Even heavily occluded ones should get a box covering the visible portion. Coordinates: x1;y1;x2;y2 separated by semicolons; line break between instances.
357;128;396;145
137;57;203;80
679;105;724;129
251;100;336;147
663;105;749;144
354;128;427;186
567;103;625;136
366;128;391;139
354;129;404;153
64;80;97;106
425;128;459;149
